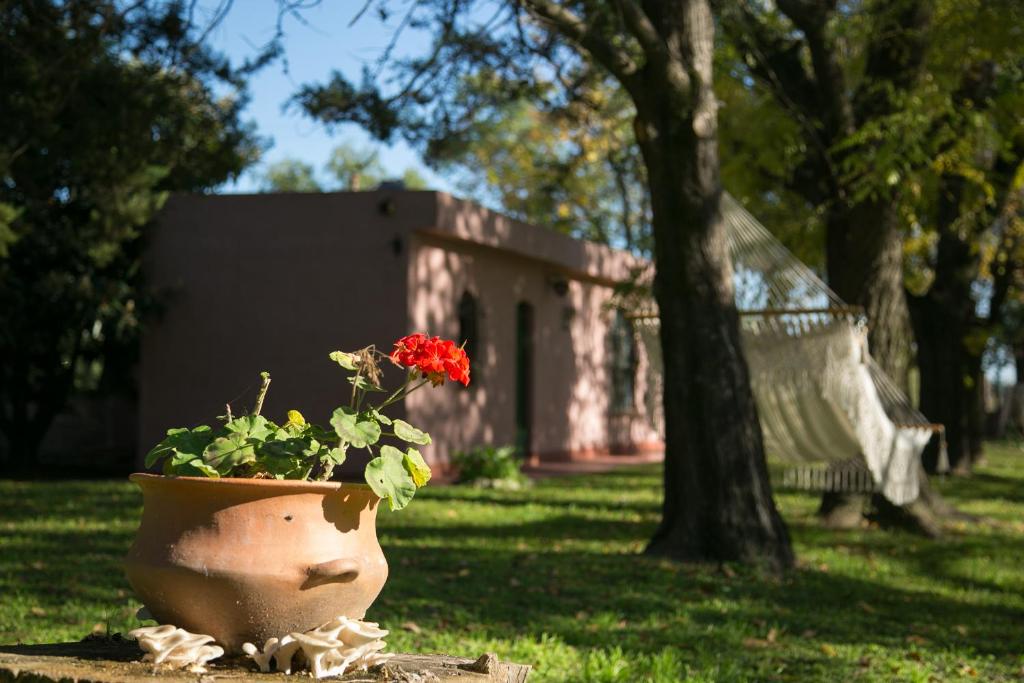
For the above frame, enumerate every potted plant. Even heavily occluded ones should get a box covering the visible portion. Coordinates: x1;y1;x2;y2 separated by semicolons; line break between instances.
124;334;470;652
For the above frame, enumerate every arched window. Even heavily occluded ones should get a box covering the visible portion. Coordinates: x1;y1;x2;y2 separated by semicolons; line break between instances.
458;291;479;366
609;310;637;412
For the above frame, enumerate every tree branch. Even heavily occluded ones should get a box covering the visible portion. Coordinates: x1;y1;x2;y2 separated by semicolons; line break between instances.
613;0;666;66
518;0;640;88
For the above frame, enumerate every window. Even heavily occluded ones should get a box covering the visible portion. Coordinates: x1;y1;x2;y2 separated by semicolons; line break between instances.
609;310;637;412
458;291;479;365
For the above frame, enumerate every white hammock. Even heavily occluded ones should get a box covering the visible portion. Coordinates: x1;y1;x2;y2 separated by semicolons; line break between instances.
632;194;944;505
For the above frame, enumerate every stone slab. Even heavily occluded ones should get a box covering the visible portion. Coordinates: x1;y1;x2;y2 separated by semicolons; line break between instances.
0;639;531;683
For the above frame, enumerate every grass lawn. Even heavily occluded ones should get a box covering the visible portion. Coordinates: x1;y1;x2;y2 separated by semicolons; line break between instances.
1;445;1022;682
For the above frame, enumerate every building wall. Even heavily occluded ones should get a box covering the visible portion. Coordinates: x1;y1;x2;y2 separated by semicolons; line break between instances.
404;232;662;464
138;192;427;459
139;190;662;470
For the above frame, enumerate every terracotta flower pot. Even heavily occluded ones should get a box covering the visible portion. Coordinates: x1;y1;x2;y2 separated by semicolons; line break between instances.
124;474;388;653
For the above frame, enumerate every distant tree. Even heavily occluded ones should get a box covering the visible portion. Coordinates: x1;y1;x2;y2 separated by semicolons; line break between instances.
260;158;322;192
261;143;430;192
326;142;386;190
0;0;261;467
296;0;794;568
426;78;649;251
400;167;430;190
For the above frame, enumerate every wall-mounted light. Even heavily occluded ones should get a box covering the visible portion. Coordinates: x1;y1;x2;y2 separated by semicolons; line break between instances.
547;275;569;297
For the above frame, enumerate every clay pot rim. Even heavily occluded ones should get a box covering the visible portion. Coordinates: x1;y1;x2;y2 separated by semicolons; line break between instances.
129;472;375;494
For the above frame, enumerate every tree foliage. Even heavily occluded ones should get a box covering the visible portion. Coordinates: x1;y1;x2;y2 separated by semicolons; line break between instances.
260;141;429;192
0;0;262;465
260;159;322;192
426;76;650;251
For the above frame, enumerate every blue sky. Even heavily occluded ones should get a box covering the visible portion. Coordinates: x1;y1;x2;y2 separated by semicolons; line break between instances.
201;1;454;193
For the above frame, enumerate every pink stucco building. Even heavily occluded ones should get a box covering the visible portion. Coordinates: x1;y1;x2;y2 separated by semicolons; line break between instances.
140;190;662;471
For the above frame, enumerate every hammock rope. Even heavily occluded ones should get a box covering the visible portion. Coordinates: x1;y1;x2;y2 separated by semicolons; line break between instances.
631;193;946;503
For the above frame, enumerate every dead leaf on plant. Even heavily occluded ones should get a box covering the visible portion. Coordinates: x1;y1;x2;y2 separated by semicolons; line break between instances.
401;621;422;634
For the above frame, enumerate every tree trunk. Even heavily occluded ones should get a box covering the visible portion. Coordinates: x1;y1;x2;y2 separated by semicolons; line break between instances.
826;199;913;388
910;295;970;473
1010;344;1024;437
965;354;986;468
636;0;792;571
908;173;981;475
819;199;912;526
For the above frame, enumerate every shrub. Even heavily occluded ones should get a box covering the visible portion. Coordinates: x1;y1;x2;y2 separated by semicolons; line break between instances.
451;445;530;489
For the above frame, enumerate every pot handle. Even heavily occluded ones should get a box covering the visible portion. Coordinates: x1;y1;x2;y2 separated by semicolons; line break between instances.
306;558;360;584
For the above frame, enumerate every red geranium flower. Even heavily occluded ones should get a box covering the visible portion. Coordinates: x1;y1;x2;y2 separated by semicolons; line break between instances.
391;334;471;386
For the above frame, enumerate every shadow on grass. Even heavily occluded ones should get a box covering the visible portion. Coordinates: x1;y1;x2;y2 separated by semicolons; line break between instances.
936;471;1024;504
0;480;141;523
413;488;661;515
375;521;1024;662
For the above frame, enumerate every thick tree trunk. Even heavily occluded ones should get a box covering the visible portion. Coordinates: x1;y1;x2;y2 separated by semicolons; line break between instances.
819;200;913;527
965;355;986;468
826;199;913;388
637;0;792;570
908;174;981;475
1010;344;1024;437
910;295;970;473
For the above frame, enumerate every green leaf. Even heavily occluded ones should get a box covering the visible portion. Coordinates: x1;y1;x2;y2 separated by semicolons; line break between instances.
325;446;347;465
252;436;323;479
164;452;220;478
261;454;313;479
145;425;214;468
203;433;257;474
224;415;275;441
347;375;385;392
329;350;359;370
330;407;382;448
402;447;432;488
370;408;392;426
365;445;418;511
393;419;431;445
